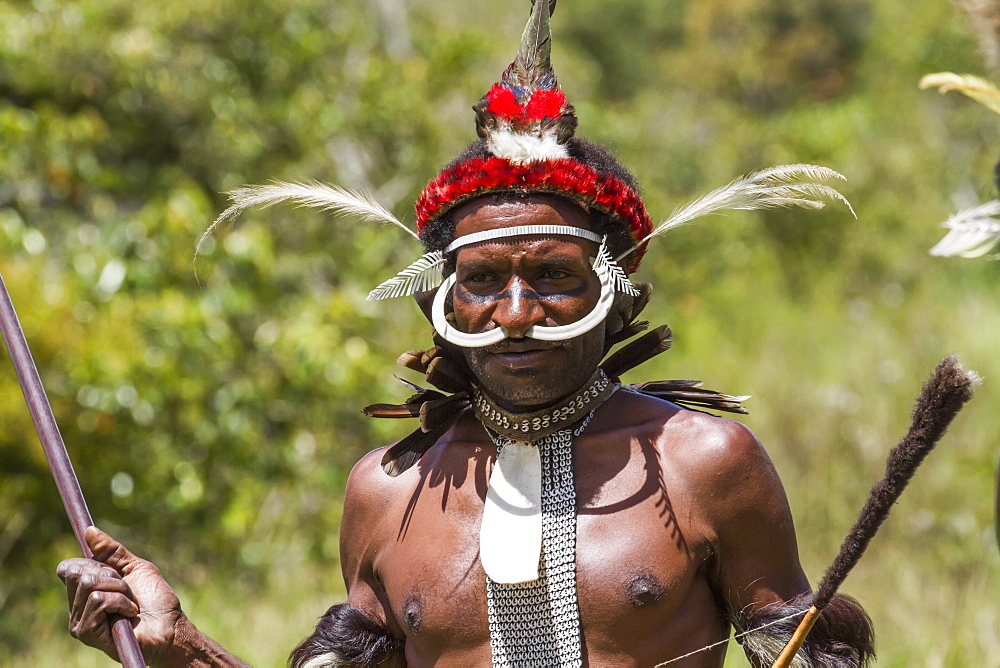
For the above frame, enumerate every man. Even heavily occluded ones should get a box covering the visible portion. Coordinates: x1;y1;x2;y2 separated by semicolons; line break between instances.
57;2;875;666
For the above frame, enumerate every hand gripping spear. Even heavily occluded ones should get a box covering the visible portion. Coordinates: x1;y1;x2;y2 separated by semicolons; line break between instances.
771;355;979;667
0;271;146;668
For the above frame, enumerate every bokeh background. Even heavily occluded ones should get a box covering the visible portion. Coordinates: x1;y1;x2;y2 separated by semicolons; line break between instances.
1;0;997;665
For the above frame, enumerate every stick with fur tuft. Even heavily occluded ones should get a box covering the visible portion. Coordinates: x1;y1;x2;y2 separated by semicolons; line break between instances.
771;356;979;668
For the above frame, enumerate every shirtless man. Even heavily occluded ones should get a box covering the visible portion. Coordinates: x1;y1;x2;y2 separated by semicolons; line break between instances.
57;193;874;667
57;3;875;665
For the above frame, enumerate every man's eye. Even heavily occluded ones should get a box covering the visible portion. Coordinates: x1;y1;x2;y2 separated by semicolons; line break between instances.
467;273;495;283
541;269;570;280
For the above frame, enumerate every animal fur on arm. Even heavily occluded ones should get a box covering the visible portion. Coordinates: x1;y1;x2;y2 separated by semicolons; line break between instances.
734;592;874;667
289;603;404;668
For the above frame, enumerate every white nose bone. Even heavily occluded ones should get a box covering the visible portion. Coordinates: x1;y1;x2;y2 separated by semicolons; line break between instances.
430;256;614;348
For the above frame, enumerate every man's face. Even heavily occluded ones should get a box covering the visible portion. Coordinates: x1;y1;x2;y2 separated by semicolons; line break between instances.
449;195;606;411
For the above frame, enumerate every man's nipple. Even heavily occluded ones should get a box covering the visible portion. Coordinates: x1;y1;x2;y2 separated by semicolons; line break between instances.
625;572;664;608
403;594;424;633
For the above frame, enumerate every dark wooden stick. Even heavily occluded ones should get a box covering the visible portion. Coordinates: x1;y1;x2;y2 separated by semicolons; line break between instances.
0;272;146;668
771;355;979;668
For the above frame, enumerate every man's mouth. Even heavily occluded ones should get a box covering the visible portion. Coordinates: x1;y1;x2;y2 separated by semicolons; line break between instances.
486;339;564;367
487;338;564;354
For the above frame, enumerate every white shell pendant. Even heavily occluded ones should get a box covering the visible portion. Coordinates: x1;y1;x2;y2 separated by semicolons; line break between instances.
480;441;543;584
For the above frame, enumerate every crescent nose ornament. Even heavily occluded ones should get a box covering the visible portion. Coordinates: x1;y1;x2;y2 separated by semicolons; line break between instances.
524;258;614;341
430;260;615;348
431;273;509;348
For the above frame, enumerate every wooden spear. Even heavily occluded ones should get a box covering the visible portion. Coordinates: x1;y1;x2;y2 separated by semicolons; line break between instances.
0;271;146;668
771;355;979;667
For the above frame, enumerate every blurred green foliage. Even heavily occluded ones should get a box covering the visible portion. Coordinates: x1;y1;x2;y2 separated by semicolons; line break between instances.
1;0;997;664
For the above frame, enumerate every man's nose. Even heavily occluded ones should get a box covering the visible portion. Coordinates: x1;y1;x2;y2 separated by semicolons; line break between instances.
491;278;546;338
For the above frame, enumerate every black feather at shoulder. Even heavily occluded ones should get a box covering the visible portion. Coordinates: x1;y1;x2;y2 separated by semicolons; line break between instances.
600;325;672;378
381;406;466;477
631;380;750;415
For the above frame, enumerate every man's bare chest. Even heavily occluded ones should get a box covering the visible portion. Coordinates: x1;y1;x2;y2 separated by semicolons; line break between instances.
371;459;715;659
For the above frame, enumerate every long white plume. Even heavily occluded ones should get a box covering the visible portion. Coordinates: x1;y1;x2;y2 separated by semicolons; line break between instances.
367;251;446;300
929;200;1000;258
197;180;417;256
617;164;855;261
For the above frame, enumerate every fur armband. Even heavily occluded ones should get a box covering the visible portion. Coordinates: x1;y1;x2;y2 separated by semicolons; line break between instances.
735;592;876;668
290;603;404;668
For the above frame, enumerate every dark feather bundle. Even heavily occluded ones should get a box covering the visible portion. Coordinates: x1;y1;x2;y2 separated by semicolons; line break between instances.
397;346;473;394
367;376;469;476
601;325;672;378
366;346;473;476
362;386;441;419
603;283;653;351
632;379;750;415
814;355;979;609
290;603;403;668
380;413;462;477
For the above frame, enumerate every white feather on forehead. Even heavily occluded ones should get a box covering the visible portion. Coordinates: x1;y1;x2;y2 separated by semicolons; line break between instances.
486;127;570;165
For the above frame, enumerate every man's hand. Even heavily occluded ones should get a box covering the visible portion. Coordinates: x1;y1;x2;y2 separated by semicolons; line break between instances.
56;526;182;664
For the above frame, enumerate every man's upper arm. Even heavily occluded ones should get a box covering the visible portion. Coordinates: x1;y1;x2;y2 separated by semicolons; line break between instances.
339;449;402;634
687;418;810;617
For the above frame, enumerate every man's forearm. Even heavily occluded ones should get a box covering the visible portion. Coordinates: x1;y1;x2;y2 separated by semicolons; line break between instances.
152;615;251;668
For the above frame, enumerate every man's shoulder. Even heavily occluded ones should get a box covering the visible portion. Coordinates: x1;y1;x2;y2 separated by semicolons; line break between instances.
350;445;392;479
643;395;790;524
665;404;760;461
343;445;399;506
613;389;766;479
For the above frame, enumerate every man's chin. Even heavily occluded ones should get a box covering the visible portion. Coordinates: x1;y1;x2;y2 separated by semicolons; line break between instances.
466;345;598;410
473;366;579;411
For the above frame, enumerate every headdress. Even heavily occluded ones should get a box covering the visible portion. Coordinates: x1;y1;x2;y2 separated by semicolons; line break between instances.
205;0;852;311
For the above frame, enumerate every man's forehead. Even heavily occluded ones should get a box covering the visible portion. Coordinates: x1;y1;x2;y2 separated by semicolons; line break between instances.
451;193;593;234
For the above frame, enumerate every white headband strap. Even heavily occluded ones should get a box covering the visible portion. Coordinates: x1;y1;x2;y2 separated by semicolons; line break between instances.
443;225;603;253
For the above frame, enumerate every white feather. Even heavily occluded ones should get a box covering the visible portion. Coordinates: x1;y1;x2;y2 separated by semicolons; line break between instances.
367;251;446;300
197;180;417;256
929;200;1000;258
617;164;854;261
487;128;570;164
593;240;639;296
742;630;812;668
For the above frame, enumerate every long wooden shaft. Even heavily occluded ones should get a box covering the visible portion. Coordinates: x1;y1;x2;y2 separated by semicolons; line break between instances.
0;272;146;668
770;606;821;668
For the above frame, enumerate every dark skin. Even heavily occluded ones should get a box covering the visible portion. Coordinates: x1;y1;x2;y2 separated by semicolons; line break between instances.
57;195;809;666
